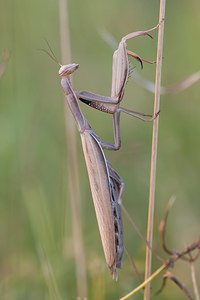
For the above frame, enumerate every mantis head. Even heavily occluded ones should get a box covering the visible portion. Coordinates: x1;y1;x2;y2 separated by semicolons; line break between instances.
59;63;79;77
41;41;79;77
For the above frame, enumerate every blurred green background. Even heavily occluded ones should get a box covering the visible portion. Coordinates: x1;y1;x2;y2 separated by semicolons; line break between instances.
0;0;200;299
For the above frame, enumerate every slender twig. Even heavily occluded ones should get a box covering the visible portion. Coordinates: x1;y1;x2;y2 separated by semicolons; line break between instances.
120;263;168;300
58;0;87;297
157;271;194;300
124;246;144;284
159;196;176;256
144;2;166;300
190;261;200;300
120;200;200;300
133;70;200;95
121;204;164;263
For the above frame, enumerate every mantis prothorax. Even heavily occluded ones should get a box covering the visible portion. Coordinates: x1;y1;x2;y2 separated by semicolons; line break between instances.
47;24;159;278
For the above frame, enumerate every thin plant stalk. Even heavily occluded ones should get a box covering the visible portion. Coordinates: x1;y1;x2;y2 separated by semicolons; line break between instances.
120;263;168;300
38;245;63;300
190;262;200;300
0;51;9;79
58;0;87;297
144;1;166;300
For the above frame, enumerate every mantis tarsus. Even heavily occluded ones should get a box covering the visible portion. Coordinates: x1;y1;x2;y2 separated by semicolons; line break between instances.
47;24;159;278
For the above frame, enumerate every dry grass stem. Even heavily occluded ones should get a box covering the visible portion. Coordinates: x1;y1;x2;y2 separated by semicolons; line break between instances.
38;245;63;300
190;261;200;300
124;246;143;284
121;204;164;263
0;51;10;79
133;70;200;95
120;263;168;300
58;0;87;297
144;1;166;300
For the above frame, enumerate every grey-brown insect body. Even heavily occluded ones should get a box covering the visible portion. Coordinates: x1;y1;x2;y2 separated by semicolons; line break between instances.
60;65;123;276
58;24;159;278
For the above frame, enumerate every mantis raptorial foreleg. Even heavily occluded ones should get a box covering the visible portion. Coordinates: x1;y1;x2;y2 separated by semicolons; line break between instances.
76;24;160;150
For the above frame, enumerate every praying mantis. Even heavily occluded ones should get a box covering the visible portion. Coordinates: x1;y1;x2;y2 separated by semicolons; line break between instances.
47;23;159;278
